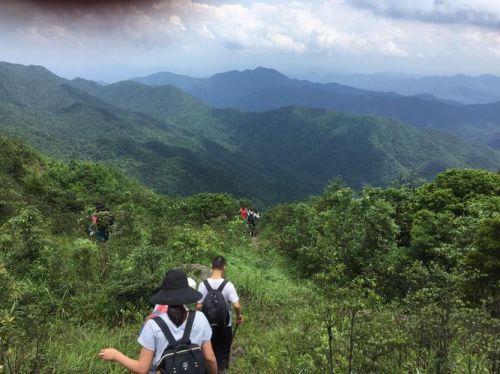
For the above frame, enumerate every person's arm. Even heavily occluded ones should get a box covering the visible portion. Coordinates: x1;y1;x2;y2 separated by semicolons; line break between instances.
99;347;154;374
227;283;243;325
233;301;243;324
201;341;218;374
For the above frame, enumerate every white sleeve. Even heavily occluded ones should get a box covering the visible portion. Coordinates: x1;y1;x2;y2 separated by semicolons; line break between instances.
197;282;207;303
196;312;213;343
138;320;157;352
225;282;239;304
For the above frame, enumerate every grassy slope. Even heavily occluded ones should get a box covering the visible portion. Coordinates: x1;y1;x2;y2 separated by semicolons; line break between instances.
1;135;497;373
0;135;320;373
44;238;318;373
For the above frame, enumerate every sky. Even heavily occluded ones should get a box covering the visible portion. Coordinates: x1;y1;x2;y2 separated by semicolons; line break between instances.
1;0;500;81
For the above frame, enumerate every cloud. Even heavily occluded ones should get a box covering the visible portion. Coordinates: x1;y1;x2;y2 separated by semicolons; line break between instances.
0;0;410;56
349;0;500;30
2;0;500;76
13;0;158;12
0;0;192;48
182;1;410;56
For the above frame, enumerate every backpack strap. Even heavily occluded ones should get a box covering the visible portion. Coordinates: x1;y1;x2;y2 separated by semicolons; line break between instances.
181;311;196;342
203;279;213;292
217;280;228;292
153;311;195;347
153;316;177;347
204;279;228;293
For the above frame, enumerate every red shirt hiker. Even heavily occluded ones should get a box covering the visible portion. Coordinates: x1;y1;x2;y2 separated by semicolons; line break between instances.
239;207;248;220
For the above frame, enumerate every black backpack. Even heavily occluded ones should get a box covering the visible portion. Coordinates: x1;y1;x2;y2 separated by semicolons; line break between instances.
247;212;255;224
153;312;206;374
201;280;229;328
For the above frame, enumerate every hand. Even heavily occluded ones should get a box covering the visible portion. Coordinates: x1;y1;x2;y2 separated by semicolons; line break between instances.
236;315;243;325
99;348;118;361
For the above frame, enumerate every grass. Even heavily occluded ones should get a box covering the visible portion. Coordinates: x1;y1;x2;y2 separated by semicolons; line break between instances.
39;230;321;373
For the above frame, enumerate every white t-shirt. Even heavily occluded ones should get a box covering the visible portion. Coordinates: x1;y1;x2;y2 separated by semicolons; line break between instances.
197;278;239;327
138;311;212;374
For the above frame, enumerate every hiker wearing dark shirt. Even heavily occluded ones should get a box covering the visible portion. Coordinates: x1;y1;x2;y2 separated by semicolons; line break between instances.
246;209;259;237
88;202;114;242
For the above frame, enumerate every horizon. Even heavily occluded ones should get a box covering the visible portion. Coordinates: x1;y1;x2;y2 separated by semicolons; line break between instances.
2;1;500;82
3;59;500;85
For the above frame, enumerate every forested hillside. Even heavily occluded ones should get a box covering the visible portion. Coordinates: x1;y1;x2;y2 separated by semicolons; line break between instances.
0;135;498;373
134;67;500;149
0;62;305;206
1;61;500;207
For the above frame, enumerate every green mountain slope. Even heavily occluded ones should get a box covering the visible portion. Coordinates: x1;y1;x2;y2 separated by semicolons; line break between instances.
0;62;306;205
212;107;500;190
1;61;499;206
1;134;498;373
72;74;500;191
134;67;500;150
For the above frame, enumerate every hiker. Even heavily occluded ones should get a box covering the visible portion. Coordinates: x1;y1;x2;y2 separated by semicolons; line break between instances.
87;209;98;236
99;269;218;374
88;202;114;242
197;256;242;373
145;277;197;321
246;209;259;237
239;207;248;221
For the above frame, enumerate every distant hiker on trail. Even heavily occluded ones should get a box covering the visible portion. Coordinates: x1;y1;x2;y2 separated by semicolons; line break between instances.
87;202;114;242
246;209;260;237
99;269;217;374
197;256;242;374
239;207;248;221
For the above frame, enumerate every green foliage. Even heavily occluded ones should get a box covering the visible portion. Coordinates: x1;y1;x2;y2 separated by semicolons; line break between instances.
0;133;499;373
0;207;48;275
174;192;239;225
1;63;499;207
264;168;500;372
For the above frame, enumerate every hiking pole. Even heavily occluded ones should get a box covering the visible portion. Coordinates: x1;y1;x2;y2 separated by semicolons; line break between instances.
232;323;239;341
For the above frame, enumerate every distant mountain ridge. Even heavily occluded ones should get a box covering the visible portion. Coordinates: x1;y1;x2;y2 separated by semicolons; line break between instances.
133;67;500;150
320;72;500;105
1;61;499;206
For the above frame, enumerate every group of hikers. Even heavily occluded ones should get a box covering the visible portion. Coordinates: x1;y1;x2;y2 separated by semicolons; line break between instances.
99;256;243;374
239;207;260;236
90;203;256;372
88;203;260;243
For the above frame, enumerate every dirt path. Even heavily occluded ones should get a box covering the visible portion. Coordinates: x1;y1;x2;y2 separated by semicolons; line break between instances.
250;236;258;250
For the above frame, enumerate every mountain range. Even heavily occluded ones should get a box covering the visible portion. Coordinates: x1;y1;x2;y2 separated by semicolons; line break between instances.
312;72;500;105
0;61;499;206
134;67;500;150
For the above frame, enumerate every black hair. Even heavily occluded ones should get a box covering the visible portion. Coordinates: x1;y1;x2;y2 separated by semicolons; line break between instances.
211;255;226;270
167;305;188;327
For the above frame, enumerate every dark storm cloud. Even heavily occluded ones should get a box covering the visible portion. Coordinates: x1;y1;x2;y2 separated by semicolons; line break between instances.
0;0;198;53
349;0;500;30
0;0;189;20
13;0;158;11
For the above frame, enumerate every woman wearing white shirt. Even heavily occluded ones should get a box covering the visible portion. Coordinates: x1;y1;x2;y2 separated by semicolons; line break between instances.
99;269;217;374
